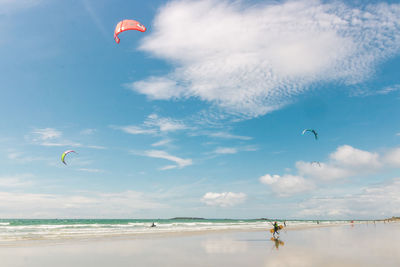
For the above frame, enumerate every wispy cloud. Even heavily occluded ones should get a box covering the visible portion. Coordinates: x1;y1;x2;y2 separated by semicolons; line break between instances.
201;192;246;207
82;0;108;39
7;150;51;164
32;128;62;141
115;126;157;135
211;145;257;156
27;128;105;149
114;114;188;136
146;114;187;132
0;174;34;188
151;139;172;147
0;190;168;218
214;147;238;155
0;0;41;14
375;84;400;95
206;132;252;140
80;128;96;135
354;84;400;97
141;150;193;170
130;0;400;117
40;141;83;147
26;128;82;147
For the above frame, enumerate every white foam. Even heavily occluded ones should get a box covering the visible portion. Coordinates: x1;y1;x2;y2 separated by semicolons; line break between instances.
0;220;361;242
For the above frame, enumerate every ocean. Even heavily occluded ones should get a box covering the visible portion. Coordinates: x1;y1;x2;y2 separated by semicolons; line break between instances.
0;219;356;242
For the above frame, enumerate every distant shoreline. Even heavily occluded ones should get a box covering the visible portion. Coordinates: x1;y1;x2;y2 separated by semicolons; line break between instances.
1;217;396;221
1;219;398;245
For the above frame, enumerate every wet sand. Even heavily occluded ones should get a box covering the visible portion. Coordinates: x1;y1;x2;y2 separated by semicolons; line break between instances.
0;222;399;267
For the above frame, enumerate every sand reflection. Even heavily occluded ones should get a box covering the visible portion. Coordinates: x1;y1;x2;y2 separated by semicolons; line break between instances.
201;238;248;254
270;237;285;250
264;223;400;267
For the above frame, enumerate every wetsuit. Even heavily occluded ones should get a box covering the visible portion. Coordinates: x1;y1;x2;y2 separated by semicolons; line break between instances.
273;222;279;236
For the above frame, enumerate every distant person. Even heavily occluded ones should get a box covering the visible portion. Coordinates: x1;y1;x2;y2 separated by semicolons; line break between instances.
284;221;286;227
150;222;156;227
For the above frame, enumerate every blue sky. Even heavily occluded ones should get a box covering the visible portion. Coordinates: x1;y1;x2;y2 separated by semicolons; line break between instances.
1;0;400;219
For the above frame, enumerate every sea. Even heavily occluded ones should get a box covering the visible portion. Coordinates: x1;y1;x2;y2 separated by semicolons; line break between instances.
0;218;357;242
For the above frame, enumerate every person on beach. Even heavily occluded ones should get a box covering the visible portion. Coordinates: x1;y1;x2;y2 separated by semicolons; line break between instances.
272;221;280;237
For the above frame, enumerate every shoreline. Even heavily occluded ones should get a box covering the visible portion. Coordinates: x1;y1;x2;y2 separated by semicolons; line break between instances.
1;220;396;247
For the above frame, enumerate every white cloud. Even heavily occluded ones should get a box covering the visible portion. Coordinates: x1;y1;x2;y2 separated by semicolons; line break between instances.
296;145;383;181
357;84;400;96
151;139;172;147
0;174;34;188
32;128;62;140
0;190;167;218
146;114;187;132
207;131;252;140
214;147;237;154
143;150;192;170
330;145;381;168
210;145;257;156
259;174;314;197
117;125;157;135
296;161;351;181
297;178;400;219
130;77;187;100
375;84;400;95
27;128;105;150
114;114;187;136
384;147;400;167
131;0;400;117
261;145;400;197
40;141;82;147
80;128;96;135
7;150;51;164
201;192;246;207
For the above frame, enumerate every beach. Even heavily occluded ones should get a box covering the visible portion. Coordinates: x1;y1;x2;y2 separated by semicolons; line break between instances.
0;221;399;267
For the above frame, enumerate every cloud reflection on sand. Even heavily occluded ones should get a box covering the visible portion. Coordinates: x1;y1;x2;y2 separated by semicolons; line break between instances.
264;224;400;267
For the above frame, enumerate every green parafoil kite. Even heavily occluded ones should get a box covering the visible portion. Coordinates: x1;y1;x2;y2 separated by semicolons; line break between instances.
61;150;76;165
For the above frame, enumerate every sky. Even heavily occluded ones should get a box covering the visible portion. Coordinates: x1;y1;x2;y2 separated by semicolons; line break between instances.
0;0;400;219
